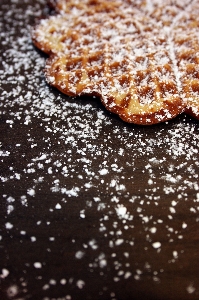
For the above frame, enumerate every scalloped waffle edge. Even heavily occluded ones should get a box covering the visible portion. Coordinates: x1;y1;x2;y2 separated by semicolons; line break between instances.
32;0;199;124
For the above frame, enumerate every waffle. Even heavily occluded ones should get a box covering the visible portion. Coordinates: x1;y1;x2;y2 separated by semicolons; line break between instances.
32;0;199;124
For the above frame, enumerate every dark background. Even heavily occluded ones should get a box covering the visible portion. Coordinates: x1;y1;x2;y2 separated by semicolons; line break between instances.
0;1;199;299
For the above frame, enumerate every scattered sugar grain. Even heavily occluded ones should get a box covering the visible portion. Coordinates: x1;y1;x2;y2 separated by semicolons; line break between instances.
75;251;85;259
0;268;9;279
49;279;56;285
186;284;196;294
31;236;36;242
152;242;161;249
42;284;49;290
60;278;67;285
7;285;18;298
76;280;85;289
182;222;187;229
5;222;13;230
34;262;42;269
27;188;35;197
20;231;26;235
55;203;61;209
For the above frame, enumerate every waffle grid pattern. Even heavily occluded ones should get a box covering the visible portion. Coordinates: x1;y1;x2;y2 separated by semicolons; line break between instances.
32;0;199;124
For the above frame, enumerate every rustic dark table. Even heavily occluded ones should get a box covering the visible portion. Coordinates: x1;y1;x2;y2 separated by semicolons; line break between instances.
0;1;199;299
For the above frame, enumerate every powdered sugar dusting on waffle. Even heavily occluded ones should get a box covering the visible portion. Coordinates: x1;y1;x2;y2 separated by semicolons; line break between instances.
32;0;199;124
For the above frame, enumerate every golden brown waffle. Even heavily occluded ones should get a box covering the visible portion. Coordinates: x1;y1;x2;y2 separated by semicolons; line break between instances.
32;0;199;124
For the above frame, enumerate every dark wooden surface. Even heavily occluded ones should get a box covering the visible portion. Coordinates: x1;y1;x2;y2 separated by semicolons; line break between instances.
0;1;199;299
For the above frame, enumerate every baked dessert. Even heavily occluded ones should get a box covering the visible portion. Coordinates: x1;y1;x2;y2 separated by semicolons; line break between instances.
32;0;199;124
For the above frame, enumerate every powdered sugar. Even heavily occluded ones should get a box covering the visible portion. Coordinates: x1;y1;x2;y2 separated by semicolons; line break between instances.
0;0;199;299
